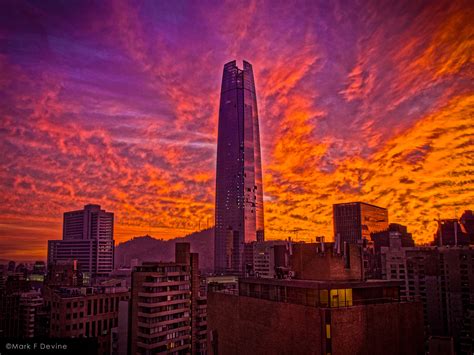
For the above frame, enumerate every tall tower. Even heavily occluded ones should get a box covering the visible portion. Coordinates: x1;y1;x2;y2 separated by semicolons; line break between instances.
48;204;114;278
214;60;265;274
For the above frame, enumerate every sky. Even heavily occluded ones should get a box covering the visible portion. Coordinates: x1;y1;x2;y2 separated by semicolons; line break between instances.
1;0;473;260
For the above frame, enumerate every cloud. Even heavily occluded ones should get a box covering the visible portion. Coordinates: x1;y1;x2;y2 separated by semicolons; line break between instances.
0;0;472;259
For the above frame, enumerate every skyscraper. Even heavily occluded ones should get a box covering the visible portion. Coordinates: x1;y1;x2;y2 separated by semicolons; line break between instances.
48;204;115;278
214;60;265;275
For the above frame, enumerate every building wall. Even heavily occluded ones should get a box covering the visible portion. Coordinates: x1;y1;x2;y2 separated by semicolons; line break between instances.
290;243;363;281
208;291;423;355
207;292;322;355
45;288;129;355
381;245;474;354
330;302;424;355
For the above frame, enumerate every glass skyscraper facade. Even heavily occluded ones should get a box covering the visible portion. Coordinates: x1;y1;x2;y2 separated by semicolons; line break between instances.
333;202;389;244
214;60;264;274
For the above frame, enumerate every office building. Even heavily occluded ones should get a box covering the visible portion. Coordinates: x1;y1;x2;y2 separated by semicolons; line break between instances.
48;204;114;278
207;242;424;354
215;60;265;275
129;243;205;354
333;202;388;244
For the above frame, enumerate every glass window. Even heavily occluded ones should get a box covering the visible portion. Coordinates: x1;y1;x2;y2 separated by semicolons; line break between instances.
346;289;353;306
319;290;328;307
330;289;339;308
338;289;346;307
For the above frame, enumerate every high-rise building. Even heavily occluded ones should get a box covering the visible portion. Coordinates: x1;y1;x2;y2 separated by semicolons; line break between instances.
48;204;114;278
333;202;388;244
214;60;265;275
381;244;474;354
129;243;205;355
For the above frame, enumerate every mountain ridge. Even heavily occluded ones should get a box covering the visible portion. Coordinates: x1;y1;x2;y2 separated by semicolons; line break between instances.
115;227;214;271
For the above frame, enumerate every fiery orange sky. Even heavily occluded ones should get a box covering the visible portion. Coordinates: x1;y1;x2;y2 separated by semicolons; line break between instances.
1;0;473;260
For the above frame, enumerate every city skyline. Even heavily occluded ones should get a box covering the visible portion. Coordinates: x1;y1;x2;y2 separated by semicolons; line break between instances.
1;0;473;260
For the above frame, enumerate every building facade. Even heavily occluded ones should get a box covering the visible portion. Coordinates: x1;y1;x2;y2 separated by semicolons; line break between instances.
48;204;114;277
43;286;129;355
129;243;205;355
207;242;424;355
214;60;265;275
333;202;388;244
381;245;474;354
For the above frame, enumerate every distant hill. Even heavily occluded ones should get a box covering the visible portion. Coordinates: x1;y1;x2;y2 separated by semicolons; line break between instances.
115;228;214;271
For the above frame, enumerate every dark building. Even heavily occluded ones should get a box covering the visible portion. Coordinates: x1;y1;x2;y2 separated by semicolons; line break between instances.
0;275;31;338
381;245;474;354
433;218;470;246
214;60;265;275
207;242;424;355
371;223;415;252
129;243;206;355
333;202;389;244
45;260;83;288
48;204;114;278
43;285;129;355
460;210;474;242
370;223;415;278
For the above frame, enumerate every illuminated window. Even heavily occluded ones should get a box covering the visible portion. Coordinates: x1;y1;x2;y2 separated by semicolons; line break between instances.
338;289;346;307
326;324;331;339
346;289;353;306
330;289;338;307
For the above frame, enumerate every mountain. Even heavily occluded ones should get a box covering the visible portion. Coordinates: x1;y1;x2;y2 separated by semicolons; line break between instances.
115;227;214;271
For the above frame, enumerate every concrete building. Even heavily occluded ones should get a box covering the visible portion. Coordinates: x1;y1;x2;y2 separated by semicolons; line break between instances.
243;240;287;278
111;299;130;355
43;285;129;355
19;291;43;338
381;244;474;353
48;204;115;278
207;242;424;355
333;202;388;244
370;223;415;278
129;243;205;354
